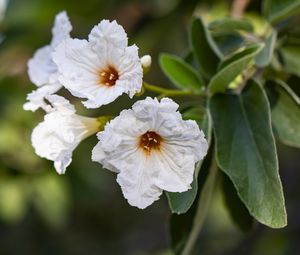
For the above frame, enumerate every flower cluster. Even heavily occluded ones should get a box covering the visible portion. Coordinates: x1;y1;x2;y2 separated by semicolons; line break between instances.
25;11;208;208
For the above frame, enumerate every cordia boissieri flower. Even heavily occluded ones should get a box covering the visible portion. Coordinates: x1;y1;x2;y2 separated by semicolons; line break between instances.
31;95;101;174
24;11;72;112
52;20;142;109
92;97;208;209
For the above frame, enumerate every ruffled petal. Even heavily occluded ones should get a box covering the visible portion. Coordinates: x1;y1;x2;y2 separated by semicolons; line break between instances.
31;95;99;174
89;19;128;49
27;46;56;86
154;145;195;192
114;45;143;97
92;97;208;208
23;83;62;112
53;20;142;108
116;151;163;209
51;11;72;48
53;38;103;99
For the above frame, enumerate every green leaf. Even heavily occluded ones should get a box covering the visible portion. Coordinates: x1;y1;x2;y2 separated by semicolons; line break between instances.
190;17;222;80
263;0;300;23
255;30;277;67
166;106;212;214
222;173;253;232
280;46;300;77
208;44;262;95
159;53;203;90
209;79;287;228
209;17;254;33
266;79;300;148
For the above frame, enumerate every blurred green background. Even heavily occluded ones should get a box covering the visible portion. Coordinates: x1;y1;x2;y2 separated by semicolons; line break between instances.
0;0;300;254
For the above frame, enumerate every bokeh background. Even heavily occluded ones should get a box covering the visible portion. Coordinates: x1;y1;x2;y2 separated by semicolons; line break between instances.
0;0;300;254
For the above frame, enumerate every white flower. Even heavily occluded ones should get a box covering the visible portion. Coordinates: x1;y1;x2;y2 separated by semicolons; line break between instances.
92;97;208;209
32;95;100;174
24;11;72;112
52;20;142;109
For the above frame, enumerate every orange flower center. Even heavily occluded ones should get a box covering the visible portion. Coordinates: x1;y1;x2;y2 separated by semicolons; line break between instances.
139;131;163;154
98;65;119;87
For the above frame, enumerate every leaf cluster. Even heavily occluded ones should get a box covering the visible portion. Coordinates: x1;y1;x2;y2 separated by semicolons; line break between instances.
158;1;300;253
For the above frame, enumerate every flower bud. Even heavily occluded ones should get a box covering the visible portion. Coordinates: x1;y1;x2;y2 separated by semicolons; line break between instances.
141;55;152;74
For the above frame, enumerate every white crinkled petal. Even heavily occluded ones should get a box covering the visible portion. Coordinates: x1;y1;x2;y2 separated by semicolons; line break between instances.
27;46;56;86
23;83;62;112
53;37;142;108
51;11;72;48
32;95;98;174
82;85;126;109
46;94;76;114
31;119;75;174
26;11;72;112
89;19;128;49
53;38;104;101
114;45;143;98
116;151;163;209
92;140;163;209
92;97;209;208
27;11;72;87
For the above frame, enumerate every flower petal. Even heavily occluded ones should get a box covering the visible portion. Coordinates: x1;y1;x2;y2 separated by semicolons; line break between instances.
23;83;62;112
27;46;56;86
89;19;128;49
92;97;208;208
51;11;72;48
116;152;163;209
32;95;98;174
53;21;142;108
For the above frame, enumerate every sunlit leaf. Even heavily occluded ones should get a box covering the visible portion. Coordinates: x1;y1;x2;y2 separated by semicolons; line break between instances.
159;54;203;90
209;17;254;33
208;44;262;95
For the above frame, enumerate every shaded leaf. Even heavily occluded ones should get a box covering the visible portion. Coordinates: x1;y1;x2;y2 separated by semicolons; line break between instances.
208;44;262;95
266;79;300;148
263;0;300;23
222;173;254;232
190;17;222;80
159;53;203;90
280;46;300;77
209;79;287;228
256;30;277;67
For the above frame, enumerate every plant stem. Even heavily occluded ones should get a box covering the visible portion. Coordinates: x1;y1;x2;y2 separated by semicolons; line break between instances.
143;82;206;98
181;159;218;255
97;116;113;130
231;0;250;18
